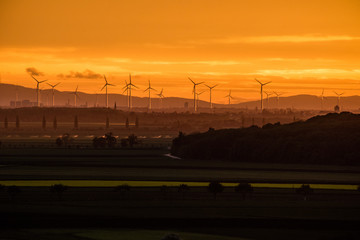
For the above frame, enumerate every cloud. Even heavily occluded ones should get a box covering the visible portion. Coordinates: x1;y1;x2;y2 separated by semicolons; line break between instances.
58;69;102;79
186;35;360;45
25;67;44;76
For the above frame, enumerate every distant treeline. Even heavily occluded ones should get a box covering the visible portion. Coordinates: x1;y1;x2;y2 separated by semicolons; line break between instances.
171;112;360;165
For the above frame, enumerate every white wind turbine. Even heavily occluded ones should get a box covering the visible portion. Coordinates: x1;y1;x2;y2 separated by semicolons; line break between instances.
31;75;47;107
47;82;60;107
156;88;165;109
205;84;218;109
144;79;157;110
264;91;273;109
273;91;284;109
334;91;344;107
255;78;271;111
225;90;234;105
188;77;204;112
123;74;138;110
195;90;205;110
71;85;80;107
101;75;115;108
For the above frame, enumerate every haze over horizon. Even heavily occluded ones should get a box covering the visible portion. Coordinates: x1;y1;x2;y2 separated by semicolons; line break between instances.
1;0;360;104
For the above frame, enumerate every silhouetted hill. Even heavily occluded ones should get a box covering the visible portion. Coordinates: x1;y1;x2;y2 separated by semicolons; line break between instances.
171;112;360;165
2;83;360;110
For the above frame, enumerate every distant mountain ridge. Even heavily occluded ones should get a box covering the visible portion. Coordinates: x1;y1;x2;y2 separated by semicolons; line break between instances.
1;83;360;111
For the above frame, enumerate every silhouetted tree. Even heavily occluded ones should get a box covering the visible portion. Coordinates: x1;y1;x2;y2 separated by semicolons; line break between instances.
235;183;254;200
114;101;117;110
105;132;117;148
53;116;57;130
15;115;20;129
334;105;340;112
42;115;46;130
125;117;129;129
74;115;78;130
4;116;8;129
7;185;21;201
106;116;110;129
178;184;190;199
114;184;130;199
296;184;313;201
93;137;107;148
135;116;139;129
160;185;170;199
208;181;224;199
128;134;138;148
56;133;73;147
161;233;182;240
120;138;128;147
50;184;67;200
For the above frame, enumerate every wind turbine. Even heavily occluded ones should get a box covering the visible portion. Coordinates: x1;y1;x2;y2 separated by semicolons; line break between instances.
47;82;60;107
264;91;273;108
205;84;218;109
71;85;80;107
156;88;165;109
255;78;271;111
188;77;204;112
144;79;157;110
320;89;325;110
123;74;138;110
334;91;344;106
195;91;205;110
273;91;283;108
225;90;234;105
31;75;47;107
101;75;115;108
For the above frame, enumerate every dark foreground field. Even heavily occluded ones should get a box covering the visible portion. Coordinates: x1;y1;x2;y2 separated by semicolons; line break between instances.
1;144;360;240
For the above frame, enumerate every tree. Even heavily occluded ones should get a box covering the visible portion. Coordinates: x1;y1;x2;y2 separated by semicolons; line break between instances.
56;133;73;147
93;137;107;148
7;185;21;201
296;184;313;201
235;183;253;200
53;116;57;130
4;116;8;129
161;233;182;240
15;115;20;129
105;132;117;148
135;116;139;129
160;185;170;200
106;116;110;129
114;184;131;199
50;184;67;200
208;181;224;199
128;134;138;148
74;115;78;130
125;117;129;129
42;115;46;130
178;184;190;199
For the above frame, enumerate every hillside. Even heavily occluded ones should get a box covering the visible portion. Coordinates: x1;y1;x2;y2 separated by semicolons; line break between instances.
1;83;360;110
171;112;360;165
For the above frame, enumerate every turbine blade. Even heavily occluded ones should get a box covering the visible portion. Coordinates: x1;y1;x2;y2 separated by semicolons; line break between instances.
188;77;195;84
264;81;271;85
255;78;261;84
104;75;107;83
101;84;106;91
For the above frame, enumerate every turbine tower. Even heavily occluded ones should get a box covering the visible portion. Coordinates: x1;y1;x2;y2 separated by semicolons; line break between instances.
225;90;233;105
47;82;60;107
320;89;325;110
255;78;271;111
31;75;47;107
195;91;205;110
264;91;273;109
71;85;80;108
122;80;129;108
188;77;204;112
144;79;157;110
205;84;218;109
123;74;138;110
101;75;115;108
273;91;283;109
334;91;344;106
156;88;165;109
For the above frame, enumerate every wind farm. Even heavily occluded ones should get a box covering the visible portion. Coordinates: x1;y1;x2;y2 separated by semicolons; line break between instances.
1;1;360;239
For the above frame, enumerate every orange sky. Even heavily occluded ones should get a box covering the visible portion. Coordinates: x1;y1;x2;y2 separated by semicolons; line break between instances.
1;0;360;103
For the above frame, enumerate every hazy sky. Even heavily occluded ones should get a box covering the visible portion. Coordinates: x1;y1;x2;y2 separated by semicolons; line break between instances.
1;0;360;103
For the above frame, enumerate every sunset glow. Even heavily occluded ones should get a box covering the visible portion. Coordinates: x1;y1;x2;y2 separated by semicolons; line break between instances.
1;0;360;103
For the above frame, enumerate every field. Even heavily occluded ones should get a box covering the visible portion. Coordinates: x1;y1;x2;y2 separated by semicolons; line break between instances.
1;136;360;240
